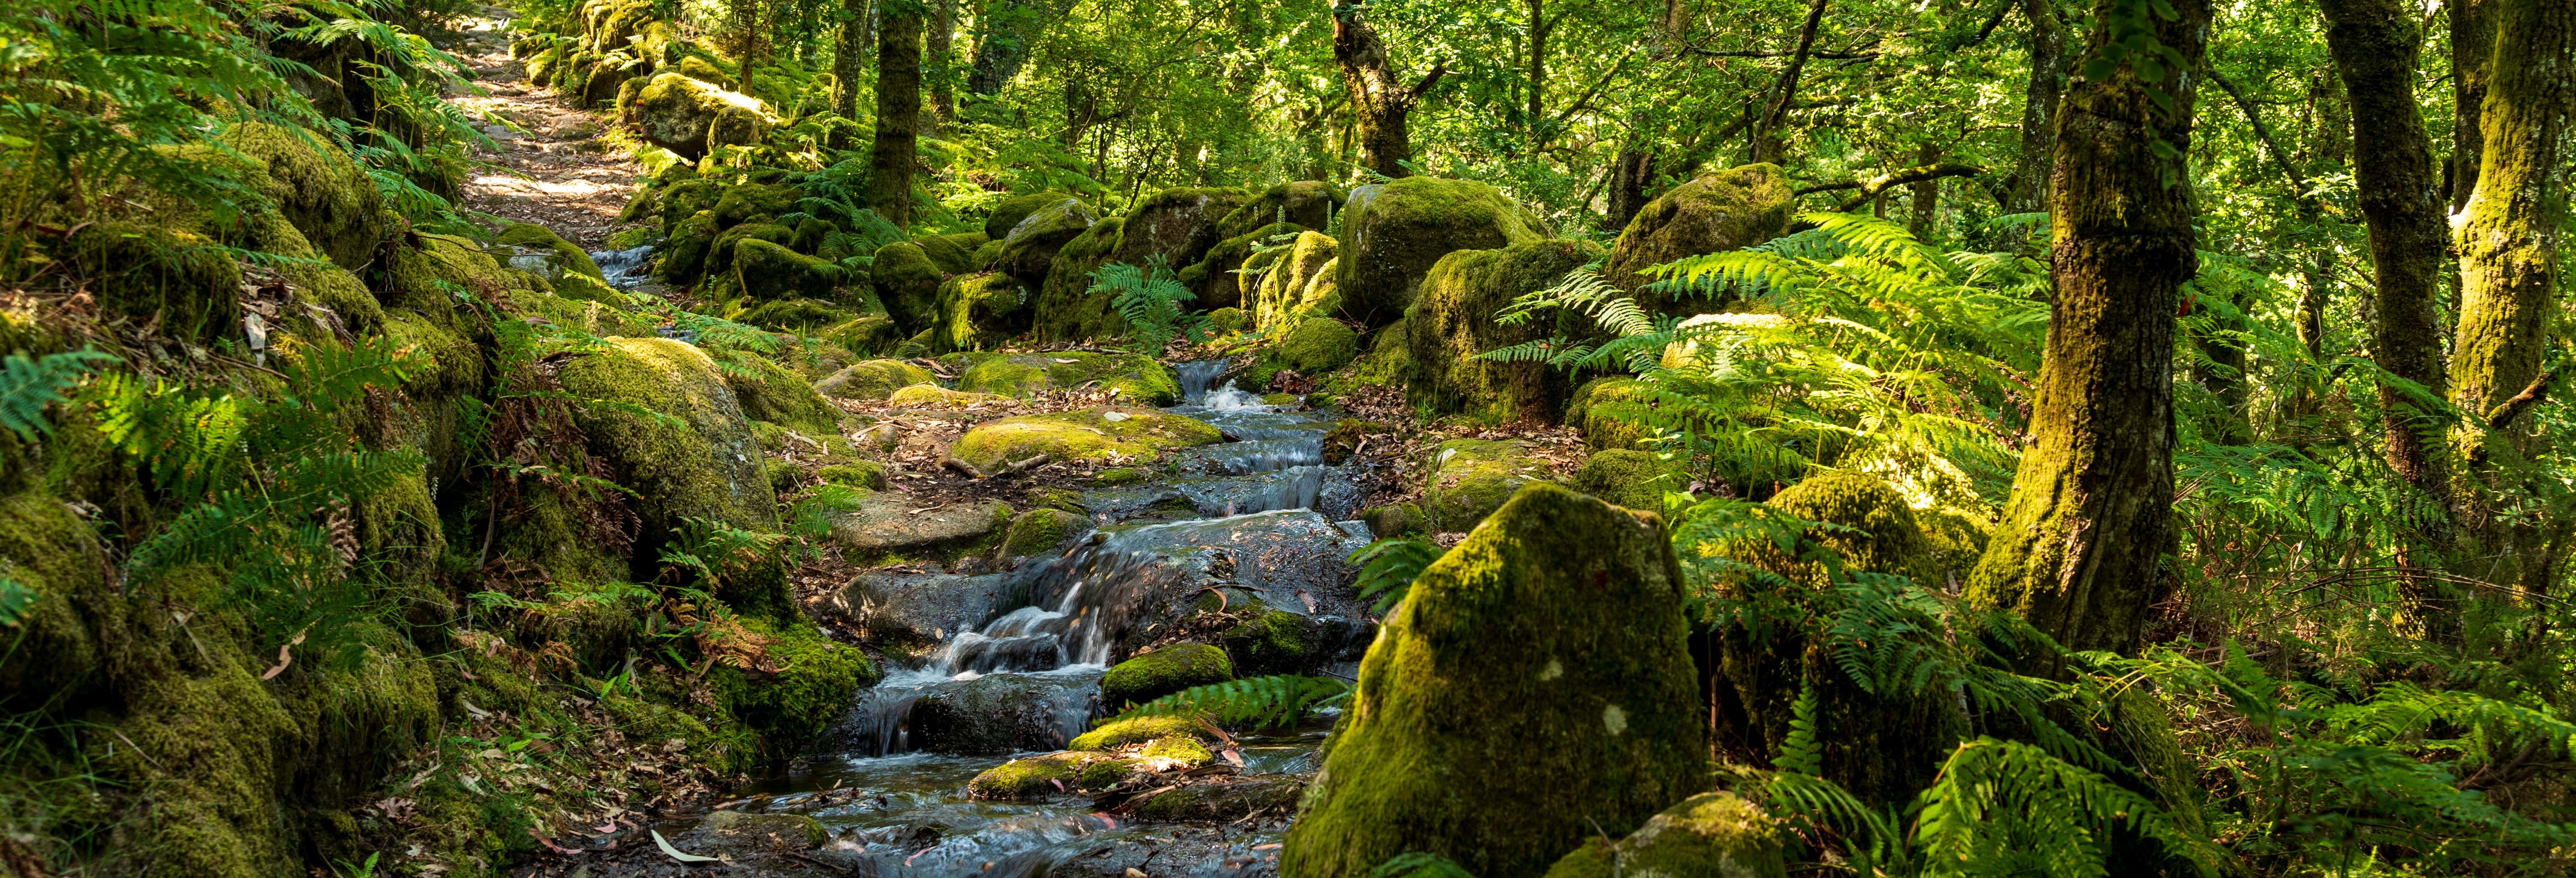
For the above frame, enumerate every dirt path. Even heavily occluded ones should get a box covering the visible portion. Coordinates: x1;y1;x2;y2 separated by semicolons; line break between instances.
446;9;643;248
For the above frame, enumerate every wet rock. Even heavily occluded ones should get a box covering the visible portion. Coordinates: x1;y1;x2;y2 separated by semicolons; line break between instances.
948;406;1221;473
996;198;1097;285
998;508;1089;559
1220;604;1330;676
1421;439;1557;533
1603;164;1792;312
830;496;1010;555
838;569;1021;646
701;809;829;848
912;673;1101;755
1542;792;1788;878
1571;449;1677;512
1281;484;1706;877
1100;643;1233;708
814;359;936;401
631;71;773;160
965;750;1135;799
1133;776;1306;822
951;351;1181;405
1407;239;1603;420
1336;176;1549;327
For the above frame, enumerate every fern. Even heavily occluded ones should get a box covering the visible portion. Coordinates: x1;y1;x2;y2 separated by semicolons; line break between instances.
1093;257;1204;349
1370;853;1474;878
1349;536;1443;613
1107;674;1352;729
0;349;117;440
1913;737;2221;878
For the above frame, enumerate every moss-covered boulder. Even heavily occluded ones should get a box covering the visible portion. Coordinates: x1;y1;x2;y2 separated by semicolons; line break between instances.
1221;607;1327;676
712;183;800;230
1566;377;1652;452
733;297;851;333
1100;643;1234;708
1359;502;1427;537
996;197;1098;285
632;71;774;160
814;358;936;400
1336;176;1549;327
931;271;1035;351
557;338;779;592
948;406;1219;472
494;222;608;298
735;238;840;301
711;617;880;750
966;750;1136;800
870;240;949;333
887;384;1014;408
720;353;841;436
1069;714;1209;750
1032;215;1127;342
701;221;792;283
831;497;1011;556
953;351;1180;405
997;507;1087;558
1178;220;1302;309
1115;186;1252;267
1710;472;1968;807
1281;484;1705;877
1252;231;1342;331
1407;239;1603;421
1542;792;1788;878
917;230;991;273
1570;449;1676;512
657;209;721;284
220;121;386;271
1279;316;1360;373
1206;307;1249;336
1604;164;1792;313
60;221;242;342
1422;439;1557;533
984;191;1082;239
1216;180;1346;240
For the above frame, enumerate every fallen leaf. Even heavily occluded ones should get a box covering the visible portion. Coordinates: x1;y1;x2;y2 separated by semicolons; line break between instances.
1253;843;1282;850
530;827;582;856
652;829;721;863
259;628;309;680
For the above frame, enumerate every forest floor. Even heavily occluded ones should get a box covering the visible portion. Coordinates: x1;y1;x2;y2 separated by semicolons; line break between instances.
447;8;642;248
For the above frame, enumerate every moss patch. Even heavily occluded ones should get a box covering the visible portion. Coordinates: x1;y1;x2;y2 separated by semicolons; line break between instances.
997;507;1087;558
1069;714;1208;750
735;238;840;301
815;358;936;400
1604;164;1792;313
1100;643;1234;708
1336;176;1548;326
1570;449;1676;513
932;271;1035;352
870;240;948;334
948;406;1220;472
1279;317;1360;373
1422;439;1557;533
952;351;1180;405
1032;214;1127;341
1543;792;1788;878
966;750;1136;800
1406;239;1602;421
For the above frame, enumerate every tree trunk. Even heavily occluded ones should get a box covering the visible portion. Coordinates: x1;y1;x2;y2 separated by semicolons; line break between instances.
2006;0;2065;213
927;0;958;130
2448;0;2575;593
1332;0;1442;179
831;0;872;149
871;1;924;229
2450;0;2498;210
1963;0;2209;656
2320;0;2461;635
1906;143;1940;240
1607;148;1656;231
1526;0;1548;137
1748;0;1828;164
969;0;1066;95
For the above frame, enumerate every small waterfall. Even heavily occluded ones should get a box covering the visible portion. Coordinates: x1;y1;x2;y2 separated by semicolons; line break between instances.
1175;360;1231;403
1202;381;1269;411
589;245;654;289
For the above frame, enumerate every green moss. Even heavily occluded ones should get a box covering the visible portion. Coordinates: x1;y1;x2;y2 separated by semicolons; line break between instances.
948;406;1221;472
998;507;1086;558
1603;164;1792;311
1565;377;1652;451
1068;714;1208;750
1032;215;1128;341
814;358;936;400
985;191;1082;239
735;238;841;300
870;241;949;334
713;183;801;230
966;750;1132;800
1222;608;1325;676
1279;317;1360;373
735;297;853;332
996;198;1099;283
712;616;880;759
1571;449;1676;513
632;72;773;160
1359;502;1426;537
1207;307;1249;335
1178;220;1302;310
1542;792;1788;878
219;121;387;271
0;493;114;707
1094;466;1151;485
820;461;889;490
656;179;723;232
916;230;990;274
931;271;1035;352
1250;231;1342;332
1336;176;1549;326
1422;439;1556;532
1139;735;1215;767
556;338;779;602
1280;484;1706;878
886;384;1013;408
720;351;841;436
703;221;791;280
1101;643;1234;708
1406;239;1603;420
657;209;722;285
953;351;1181;404
60;221;242;342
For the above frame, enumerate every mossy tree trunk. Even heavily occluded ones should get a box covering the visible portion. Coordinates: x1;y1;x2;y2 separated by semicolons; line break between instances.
1963;0;2208;655
2446;0;2574;595
2006;0;2065;213
2321;0;2460;636
926;0;958;129
2449;0;2498;210
871;0;924;229
832;0;872;150
1331;0;1445;179
1906;143;1940;240
968;0;1067;95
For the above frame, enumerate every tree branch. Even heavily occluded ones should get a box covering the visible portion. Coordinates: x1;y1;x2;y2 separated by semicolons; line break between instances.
2207;65;2321;213
1793;162;1988;211
1410;61;1450;99
2486;367;2558;431
1683;45;1876;60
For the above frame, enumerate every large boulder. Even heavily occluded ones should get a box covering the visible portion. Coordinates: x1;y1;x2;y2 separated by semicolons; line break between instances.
1542;792;1788;878
1215;180;1346;240
1032;216;1127;342
1569;449;1677;512
1177;220;1301;309
870;241;949;334
734;238;840;301
995;198;1097;284
1250;231;1341;331
1406;239;1604;420
947;407;1221;473
631;72;774;160
494;222;608;301
1033;187;1253;341
984;191;1083;240
1281;484;1706;877
951;351;1180;405
1420;439;1559;533
930;271;1035;352
1100;643;1234;708
830;497;1011;557
1602;164;1792;313
556;338;779;606
1336;177;1548;327
219;121;386;271
1114;186;1252;267
1279;317;1359;373
814;359;936;400
910;673;1101;755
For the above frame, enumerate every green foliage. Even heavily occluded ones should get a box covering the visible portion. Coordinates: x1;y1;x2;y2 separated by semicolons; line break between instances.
657;515;786;590
1106;673;1351;731
0;350;116;441
1912;738;2218;878
1371;852;1476;878
1349;536;1443;614
1091;256;1208;349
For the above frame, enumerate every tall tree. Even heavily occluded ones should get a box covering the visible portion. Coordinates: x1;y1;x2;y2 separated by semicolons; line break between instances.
831;0;872;149
1748;0;1828;164
2447;0;2574;589
1965;0;2210;655
2320;0;2459;632
2449;0;2498;209
1331;0;1447;179
2006;0;2065;212
926;0;958;130
872;0;925;229
968;0;1072;95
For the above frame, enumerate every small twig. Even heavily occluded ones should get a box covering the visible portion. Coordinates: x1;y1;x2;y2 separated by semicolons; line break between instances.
940;456;986;479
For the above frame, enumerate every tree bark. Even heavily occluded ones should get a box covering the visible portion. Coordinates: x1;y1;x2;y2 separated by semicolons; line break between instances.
968;0;1068;95
871;1;924;229
1907;143;1940;240
2450;0;2499;210
2006;0;2065;213
2320;0;2461;633
1607;148;1656;230
1749;0;1828;164
2447;0;2575;591
831;0;872;149
927;0;958;130
1964;0;2209;656
1332;0;1443;179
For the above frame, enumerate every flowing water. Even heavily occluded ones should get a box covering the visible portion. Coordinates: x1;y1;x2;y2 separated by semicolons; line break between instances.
731;362;1374;875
